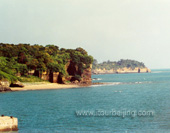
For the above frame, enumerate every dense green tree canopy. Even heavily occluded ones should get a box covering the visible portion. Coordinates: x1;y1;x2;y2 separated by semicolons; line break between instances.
0;43;93;82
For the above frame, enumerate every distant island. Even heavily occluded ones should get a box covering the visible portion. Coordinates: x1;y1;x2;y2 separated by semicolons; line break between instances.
92;59;151;74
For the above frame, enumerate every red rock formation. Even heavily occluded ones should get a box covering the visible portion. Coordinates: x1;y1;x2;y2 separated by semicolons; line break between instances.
80;65;92;84
29;61;92;84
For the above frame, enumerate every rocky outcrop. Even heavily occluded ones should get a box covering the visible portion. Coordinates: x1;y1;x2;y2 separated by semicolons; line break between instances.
27;61;92;84
0;116;18;131
0;80;11;92
92;68;116;74
92;67;151;74
116;67;151;74
39;71;50;81
10;81;24;87
80;64;92;84
50;72;60;83
66;61;92;84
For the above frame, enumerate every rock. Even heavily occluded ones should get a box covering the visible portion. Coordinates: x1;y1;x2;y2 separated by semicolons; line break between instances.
0;80;10;87
93;67;151;74
10;81;24;87
74;80;79;83
0;116;18;131
147;68;151;73
5;86;11;91
0;86;11;92
0;81;11;92
71;80;79;84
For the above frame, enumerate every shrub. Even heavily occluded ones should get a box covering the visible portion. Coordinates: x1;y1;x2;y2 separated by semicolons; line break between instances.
74;75;81;81
0;71;18;83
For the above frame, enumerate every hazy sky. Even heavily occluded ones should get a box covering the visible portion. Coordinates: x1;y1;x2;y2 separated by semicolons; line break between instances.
1;0;170;69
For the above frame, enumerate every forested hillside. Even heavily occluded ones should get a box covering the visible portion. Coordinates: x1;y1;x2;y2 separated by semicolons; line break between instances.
0;43;93;83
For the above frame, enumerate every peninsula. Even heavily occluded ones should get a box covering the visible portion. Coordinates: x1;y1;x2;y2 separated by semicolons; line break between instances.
0;43;93;92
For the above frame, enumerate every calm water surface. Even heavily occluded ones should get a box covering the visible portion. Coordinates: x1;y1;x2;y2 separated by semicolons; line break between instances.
0;69;170;132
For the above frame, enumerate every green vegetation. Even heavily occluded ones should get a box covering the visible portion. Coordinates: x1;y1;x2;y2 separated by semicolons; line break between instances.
74;74;82;81
0;70;18;83
92;59;146;70
0;43;93;83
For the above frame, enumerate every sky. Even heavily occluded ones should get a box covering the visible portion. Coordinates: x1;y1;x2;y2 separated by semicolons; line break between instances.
0;0;170;69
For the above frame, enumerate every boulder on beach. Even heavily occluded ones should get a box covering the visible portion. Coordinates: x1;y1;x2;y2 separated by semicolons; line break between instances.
0;80;11;92
10;81;24;87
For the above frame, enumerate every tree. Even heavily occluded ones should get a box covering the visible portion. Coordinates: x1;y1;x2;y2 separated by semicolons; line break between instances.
76;47;87;55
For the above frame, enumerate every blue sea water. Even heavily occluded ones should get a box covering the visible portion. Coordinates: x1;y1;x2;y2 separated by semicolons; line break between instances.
1;69;170;132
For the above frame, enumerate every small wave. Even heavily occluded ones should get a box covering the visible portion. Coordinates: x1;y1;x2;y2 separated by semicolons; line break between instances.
108;82;122;85
135;82;143;84
114;91;122;93
129;81;152;85
106;81;152;86
152;71;163;73
92;78;102;81
152;71;170;73
91;84;104;87
91;81;153;88
91;82;121;87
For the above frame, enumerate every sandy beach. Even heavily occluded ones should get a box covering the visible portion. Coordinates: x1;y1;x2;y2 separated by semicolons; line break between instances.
10;82;79;91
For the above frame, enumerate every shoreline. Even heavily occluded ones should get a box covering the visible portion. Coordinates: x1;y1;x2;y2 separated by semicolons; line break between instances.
10;83;80;91
92;72;150;75
10;82;105;92
92;67;151;75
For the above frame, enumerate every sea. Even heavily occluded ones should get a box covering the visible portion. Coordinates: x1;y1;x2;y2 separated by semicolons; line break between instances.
0;69;170;133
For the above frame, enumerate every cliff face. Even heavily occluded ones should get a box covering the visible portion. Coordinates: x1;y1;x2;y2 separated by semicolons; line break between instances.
65;61;92;84
116;67;151;74
28;61;92;84
80;64;92;84
92;67;151;74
